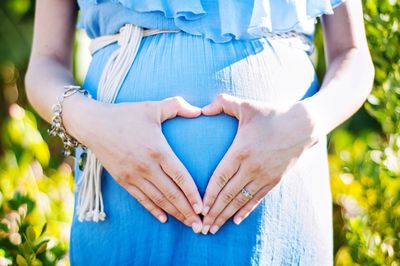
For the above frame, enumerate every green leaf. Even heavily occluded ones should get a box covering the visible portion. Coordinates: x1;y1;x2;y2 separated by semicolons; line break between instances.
22;241;31;255
16;254;28;266
31;259;43;266
39;223;47;237
35;242;47;255
26;225;36;242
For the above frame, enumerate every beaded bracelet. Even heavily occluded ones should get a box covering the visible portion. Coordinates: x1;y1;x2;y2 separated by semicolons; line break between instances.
47;85;92;156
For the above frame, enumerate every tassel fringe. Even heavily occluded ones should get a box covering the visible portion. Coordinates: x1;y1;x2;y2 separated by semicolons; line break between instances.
75;24;144;222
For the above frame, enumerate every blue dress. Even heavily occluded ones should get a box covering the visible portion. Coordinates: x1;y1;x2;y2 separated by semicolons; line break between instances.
72;0;345;265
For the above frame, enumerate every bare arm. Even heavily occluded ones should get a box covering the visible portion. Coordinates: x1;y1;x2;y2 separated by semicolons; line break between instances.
25;0;96;142
301;0;375;136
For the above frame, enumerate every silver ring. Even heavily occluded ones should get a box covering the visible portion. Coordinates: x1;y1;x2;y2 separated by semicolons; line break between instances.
241;187;254;199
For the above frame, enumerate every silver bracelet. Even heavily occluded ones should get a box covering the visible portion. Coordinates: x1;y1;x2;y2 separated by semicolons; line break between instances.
47;85;92;156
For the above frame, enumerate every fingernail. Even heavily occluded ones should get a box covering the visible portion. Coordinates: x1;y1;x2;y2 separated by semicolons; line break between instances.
233;216;242;225
193;203;203;214
210;225;219;234
202;206;210;216
158;215;167;223
192;222;202;234
201;225;210;235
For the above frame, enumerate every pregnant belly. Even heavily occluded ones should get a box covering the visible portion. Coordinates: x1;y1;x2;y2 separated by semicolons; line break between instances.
82;32;319;195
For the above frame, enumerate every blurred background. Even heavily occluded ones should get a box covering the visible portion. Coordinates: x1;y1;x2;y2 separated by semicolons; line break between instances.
0;0;399;265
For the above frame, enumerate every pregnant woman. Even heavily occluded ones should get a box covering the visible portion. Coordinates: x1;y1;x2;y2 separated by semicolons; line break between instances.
25;0;374;265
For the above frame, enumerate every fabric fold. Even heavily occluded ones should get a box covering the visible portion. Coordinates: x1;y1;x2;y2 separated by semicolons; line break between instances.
77;0;345;43
117;0;207;20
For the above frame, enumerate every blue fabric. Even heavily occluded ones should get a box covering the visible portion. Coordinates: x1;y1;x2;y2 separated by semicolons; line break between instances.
77;0;345;42
71;1;345;265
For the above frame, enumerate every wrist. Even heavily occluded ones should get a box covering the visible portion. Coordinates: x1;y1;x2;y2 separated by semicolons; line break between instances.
285;100;321;148
62;92;101;146
298;96;327;137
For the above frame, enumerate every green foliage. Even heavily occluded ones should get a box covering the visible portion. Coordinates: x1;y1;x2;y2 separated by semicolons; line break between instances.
0;105;73;265
1;1;75;265
330;130;400;265
363;0;400;134
326;0;400;265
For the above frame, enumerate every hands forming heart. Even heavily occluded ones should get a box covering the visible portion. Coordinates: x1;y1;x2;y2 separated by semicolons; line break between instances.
84;93;318;235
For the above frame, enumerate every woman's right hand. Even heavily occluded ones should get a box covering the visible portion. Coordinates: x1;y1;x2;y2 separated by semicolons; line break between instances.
63;95;204;233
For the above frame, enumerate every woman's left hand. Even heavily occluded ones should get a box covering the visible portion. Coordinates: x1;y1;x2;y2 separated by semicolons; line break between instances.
200;93;319;235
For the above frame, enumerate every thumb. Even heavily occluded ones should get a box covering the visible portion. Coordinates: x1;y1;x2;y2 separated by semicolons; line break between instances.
159;96;201;122
202;93;242;118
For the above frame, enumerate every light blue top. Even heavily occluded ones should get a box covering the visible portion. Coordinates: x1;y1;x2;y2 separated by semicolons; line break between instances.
77;0;345;43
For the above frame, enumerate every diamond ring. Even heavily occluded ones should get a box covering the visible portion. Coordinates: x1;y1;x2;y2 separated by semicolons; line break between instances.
241;188;254;199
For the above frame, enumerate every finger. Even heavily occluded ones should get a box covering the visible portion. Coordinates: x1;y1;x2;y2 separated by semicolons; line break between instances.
125;184;168;223
201;93;243;118
201;167;251;229
159;96;201;121
201;145;242;216
159;142;203;214
146;166;203;233
136;178;190;227
204;180;262;234
232;185;272;225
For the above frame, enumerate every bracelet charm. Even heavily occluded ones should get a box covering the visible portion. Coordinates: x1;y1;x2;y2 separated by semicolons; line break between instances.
47;85;92;156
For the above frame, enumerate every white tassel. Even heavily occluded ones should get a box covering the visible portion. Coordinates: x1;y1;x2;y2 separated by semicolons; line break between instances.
75;24;182;222
75;24;144;222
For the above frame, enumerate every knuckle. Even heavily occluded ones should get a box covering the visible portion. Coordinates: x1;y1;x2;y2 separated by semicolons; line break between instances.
215;173;229;188
205;212;216;222
185;191;196;203
206;193;217;204
145;146;164;161
116;171;133;185
114;173;125;184
173;212;185;222
173;95;184;102
217;93;229;102
172;171;186;186
216;215;227;224
165;190;181;203
221;191;235;203
234;149;251;162
171;96;184;107
240;205;252;216
182;209;195;219
134;161;152;175
136;195;148;205
233;196;248;208
176;212;185;221
246;198;259;207
248;160;265;174
153;196;167;207
239;101;253;112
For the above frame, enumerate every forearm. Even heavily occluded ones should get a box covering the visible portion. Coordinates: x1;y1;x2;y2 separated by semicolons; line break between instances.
301;47;374;137
25;55;98;143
